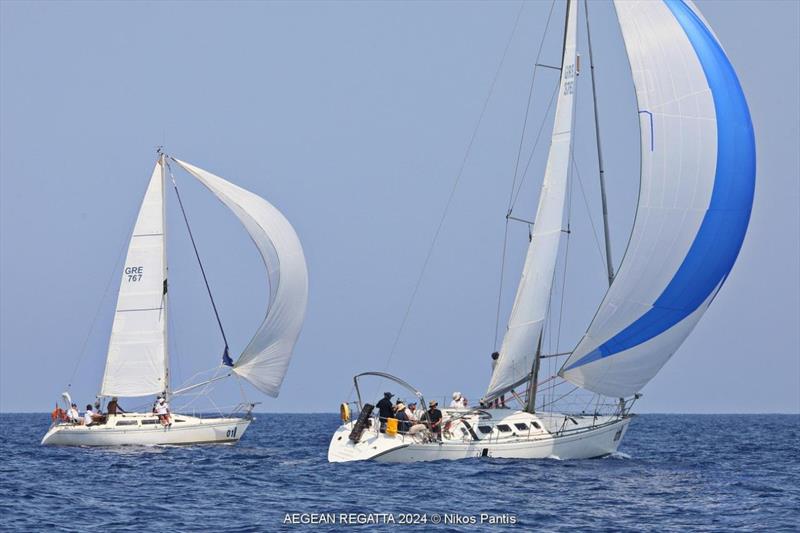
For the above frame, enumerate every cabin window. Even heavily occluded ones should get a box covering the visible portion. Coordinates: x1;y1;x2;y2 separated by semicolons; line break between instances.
532;421;541;429
141;419;159;425
514;423;529;431
497;424;512;433
115;420;137;426
174;419;185;423
478;425;493;434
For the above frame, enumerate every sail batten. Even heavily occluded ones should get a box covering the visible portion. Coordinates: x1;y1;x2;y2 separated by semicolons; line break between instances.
174;159;308;398
559;0;755;397
484;0;578;401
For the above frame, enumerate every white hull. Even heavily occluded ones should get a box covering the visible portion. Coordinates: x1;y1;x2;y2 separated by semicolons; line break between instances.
328;409;631;463
41;412;251;446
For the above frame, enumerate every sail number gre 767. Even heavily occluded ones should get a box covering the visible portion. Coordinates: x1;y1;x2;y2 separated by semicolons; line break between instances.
125;266;143;282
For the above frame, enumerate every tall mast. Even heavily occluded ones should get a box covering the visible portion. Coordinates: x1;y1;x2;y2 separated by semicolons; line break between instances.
160;152;170;397
584;0;614;286
524;0;573;413
525;336;543;412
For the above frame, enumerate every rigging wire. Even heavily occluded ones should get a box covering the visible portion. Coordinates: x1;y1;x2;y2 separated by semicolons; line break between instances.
67;180;151;391
493;0;559;350
571;156;607;271
167;163;232;365
553;80;579;365
506;0;558;213
168;303;183;390
539;2;581;411
380;1;526;373
509;81;561;213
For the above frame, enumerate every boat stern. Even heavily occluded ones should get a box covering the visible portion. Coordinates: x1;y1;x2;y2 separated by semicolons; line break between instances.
327;422;411;463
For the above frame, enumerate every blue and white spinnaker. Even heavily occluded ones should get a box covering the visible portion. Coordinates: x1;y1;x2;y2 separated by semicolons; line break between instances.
559;0;756;397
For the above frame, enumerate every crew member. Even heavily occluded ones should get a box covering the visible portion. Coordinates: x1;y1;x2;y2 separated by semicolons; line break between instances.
424;400;443;441
66;403;80;423
375;392;394;433
107;397;125;416
394;402;410;433
156;397;171;427
450;392;463;408
83;404;97;426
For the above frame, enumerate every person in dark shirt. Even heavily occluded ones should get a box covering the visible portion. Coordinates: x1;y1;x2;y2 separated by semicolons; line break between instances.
375;392;394;433
394;402;410;433
423;400;443;441
107;397;125;416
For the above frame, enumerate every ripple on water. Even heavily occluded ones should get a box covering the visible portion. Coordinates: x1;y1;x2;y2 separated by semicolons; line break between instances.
1;413;798;532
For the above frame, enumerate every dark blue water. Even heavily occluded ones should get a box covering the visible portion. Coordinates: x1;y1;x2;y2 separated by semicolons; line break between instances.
1;414;797;532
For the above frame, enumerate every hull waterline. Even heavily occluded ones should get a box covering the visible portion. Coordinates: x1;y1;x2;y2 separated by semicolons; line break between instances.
41;413;252;446
328;409;631;463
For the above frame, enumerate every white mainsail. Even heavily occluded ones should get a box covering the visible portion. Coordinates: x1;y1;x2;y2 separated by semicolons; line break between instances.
101;158;169;397
485;0;579;400
174;160;308;397
559;0;755;397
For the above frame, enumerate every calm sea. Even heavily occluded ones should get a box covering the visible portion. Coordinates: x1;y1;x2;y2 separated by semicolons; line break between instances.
0;413;797;532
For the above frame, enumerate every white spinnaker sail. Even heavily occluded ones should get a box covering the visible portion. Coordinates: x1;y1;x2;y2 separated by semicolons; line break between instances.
101;159;169;397
174;159;308;397
559;0;755;397
485;0;578;400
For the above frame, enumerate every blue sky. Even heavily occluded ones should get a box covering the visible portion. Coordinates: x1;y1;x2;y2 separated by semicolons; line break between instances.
1;0;798;413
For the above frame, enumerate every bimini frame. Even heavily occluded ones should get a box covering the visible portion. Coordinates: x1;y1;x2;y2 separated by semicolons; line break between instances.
353;372;430;413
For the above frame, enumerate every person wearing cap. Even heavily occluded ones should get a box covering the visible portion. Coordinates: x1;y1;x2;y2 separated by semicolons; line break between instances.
394;402;410;433
375;392;394;433
156;397;171;427
450;392;464;409
66;403;80;423
422;400;443;441
404;402;418;423
107;397;125;416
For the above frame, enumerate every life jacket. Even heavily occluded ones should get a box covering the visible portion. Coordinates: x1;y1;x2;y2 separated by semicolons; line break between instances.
51;405;66;421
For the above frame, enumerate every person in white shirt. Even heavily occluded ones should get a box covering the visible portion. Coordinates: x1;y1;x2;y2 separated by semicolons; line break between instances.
83;404;96;426
404;402;418;423
156;397;171;427
66;403;80;423
450;392;463;409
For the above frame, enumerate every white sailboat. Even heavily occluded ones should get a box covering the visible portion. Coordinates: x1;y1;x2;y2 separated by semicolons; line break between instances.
328;0;755;462
42;153;308;446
